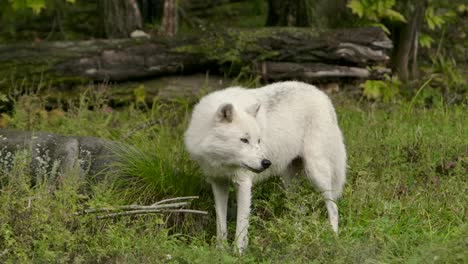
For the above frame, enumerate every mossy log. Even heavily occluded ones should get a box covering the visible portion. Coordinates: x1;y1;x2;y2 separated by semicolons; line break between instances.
256;62;392;82
0;27;392;89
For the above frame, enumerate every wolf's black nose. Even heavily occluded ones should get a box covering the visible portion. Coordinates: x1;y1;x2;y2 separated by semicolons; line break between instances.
261;159;272;169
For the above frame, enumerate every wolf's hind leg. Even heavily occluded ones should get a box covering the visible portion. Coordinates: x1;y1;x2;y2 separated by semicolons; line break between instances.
303;156;340;233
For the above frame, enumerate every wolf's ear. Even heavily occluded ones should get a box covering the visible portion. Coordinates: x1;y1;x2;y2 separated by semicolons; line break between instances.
216;103;234;123
246;103;261;117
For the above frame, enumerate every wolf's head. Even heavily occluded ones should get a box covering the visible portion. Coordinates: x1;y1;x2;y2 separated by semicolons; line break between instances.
188;102;271;174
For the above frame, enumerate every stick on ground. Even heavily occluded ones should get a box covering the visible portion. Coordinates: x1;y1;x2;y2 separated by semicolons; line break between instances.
76;196;207;219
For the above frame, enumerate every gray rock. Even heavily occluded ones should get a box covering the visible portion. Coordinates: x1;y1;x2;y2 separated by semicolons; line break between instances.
0;130;115;182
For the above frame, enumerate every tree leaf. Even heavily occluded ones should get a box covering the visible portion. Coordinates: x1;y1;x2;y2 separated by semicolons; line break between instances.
10;0;27;10
10;0;46;13
384;9;407;23
419;34;433;48
347;0;364;18
133;85;146;104
369;22;390;34
362;80;383;99
425;7;436;30
28;0;46;13
457;4;467;13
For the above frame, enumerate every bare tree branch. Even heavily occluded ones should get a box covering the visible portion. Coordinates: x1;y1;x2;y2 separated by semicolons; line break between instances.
121;119;162;140
152;196;200;206
75;196;207;219
97;209;208;219
76;202;191;215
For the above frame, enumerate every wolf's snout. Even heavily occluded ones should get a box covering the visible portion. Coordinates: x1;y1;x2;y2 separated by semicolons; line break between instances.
261;159;271;169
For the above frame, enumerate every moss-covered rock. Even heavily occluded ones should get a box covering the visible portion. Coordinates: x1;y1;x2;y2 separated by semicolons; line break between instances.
0;130;115;182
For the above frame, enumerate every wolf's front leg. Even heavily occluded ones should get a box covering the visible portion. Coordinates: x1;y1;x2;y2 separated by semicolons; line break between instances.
234;177;252;254
210;179;229;246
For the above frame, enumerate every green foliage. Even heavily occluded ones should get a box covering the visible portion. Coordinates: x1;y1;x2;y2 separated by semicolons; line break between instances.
0;0;100;42
181;0;267;30
109;95;207;202
422;53;467;102
420;5;457;48
457;4;467;13
8;0;75;13
10;0;46;13
361;75;401;102
133;84;147;105
0;149;179;262
419;33;434;48
0;92;11;113
5;87;207;204
425;6;456;30
347;0;406;33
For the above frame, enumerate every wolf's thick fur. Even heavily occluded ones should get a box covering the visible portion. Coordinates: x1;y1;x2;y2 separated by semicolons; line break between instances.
184;81;346;253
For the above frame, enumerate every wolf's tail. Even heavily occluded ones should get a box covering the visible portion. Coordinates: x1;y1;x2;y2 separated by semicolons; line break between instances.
332;139;347;200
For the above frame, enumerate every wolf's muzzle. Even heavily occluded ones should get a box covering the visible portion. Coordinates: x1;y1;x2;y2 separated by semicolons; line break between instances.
261;159;271;169
242;160;272;173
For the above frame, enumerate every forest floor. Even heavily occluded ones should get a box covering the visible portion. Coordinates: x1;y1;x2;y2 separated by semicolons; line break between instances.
0;84;466;263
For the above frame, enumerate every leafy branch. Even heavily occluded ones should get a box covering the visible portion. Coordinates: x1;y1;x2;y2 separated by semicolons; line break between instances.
347;0;406;33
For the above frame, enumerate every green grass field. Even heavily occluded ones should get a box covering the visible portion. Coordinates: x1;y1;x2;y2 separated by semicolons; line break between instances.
0;89;466;263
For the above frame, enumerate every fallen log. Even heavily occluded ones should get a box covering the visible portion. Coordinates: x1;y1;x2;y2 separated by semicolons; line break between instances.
257;62;392;82
0;27;392;90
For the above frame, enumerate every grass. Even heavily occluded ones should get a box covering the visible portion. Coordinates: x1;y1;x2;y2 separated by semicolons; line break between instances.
111;128;205;203
0;87;466;263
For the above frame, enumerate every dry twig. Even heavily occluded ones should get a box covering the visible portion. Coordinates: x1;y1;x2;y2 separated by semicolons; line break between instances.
97;209;207;219
121;119;162;140
76;196;207;219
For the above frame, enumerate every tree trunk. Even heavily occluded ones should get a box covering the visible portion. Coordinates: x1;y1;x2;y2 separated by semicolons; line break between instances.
266;0;311;27
393;2;426;82
129;0;143;29
266;0;281;26
316;0;352;28
296;0;311;27
0;27;392;87
161;0;178;36
139;0;164;24
101;0;143;38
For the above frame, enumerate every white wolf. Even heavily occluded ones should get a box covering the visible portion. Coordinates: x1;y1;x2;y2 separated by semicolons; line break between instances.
184;81;346;253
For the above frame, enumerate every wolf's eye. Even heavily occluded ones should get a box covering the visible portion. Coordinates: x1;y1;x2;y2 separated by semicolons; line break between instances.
258;139;261;144
240;138;249;144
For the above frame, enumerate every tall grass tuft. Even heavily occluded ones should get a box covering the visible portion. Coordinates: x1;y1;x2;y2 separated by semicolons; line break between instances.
111;127;207;203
